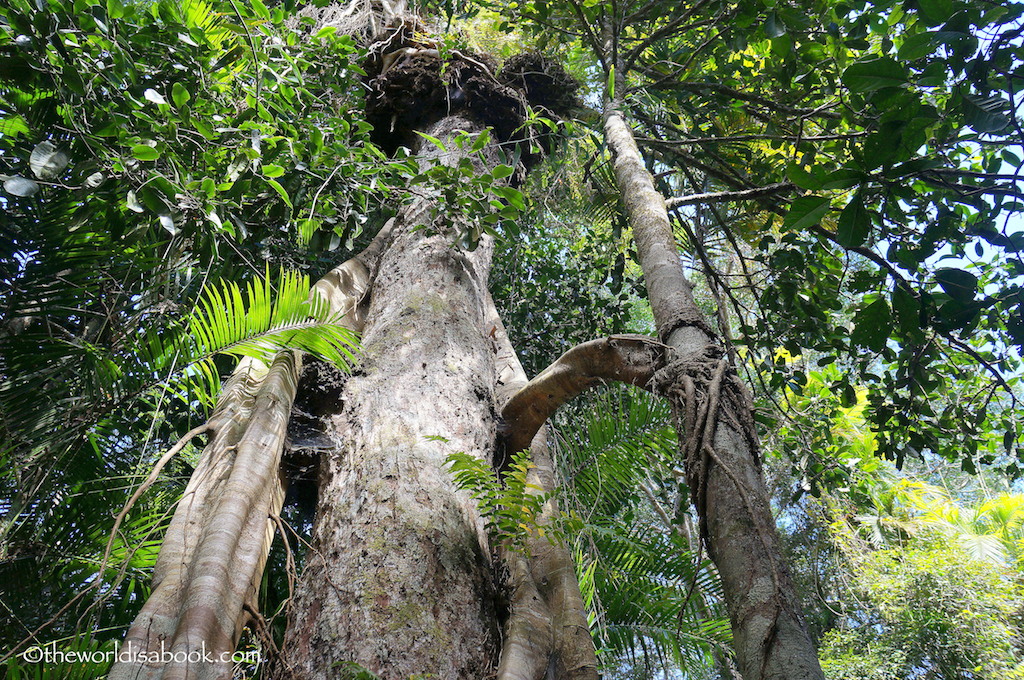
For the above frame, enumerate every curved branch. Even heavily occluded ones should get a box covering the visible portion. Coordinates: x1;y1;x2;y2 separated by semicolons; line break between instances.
917;172;1024;201
487;295;600;680
498;335;666;471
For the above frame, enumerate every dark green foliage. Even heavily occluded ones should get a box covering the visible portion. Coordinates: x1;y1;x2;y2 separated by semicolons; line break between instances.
555;389;732;675
447;447;552;551
0;0;395;663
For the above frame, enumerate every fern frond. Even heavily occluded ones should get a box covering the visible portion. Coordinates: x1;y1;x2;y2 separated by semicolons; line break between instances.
555;388;733;673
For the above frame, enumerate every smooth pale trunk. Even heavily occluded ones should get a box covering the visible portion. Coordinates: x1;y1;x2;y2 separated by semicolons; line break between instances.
603;105;825;680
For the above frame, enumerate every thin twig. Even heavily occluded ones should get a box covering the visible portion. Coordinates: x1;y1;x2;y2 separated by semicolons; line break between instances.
666;182;794;209
99;423;211;581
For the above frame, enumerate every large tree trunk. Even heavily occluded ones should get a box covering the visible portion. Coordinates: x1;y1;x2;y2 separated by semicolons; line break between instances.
114;4;591;675
279;116;503;679
275;12;589;676
602;98;825;680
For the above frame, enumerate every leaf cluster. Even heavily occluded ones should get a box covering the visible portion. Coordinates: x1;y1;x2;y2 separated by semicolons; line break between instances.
446;448;552;552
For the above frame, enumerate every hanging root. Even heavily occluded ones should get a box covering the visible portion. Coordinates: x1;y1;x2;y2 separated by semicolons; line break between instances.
654;347;794;677
651;344;759;539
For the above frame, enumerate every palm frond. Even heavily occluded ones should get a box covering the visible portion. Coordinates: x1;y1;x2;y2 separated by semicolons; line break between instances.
181;267;359;403
554;388;733;673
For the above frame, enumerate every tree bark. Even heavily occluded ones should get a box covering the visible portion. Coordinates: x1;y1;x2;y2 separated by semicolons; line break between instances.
110;231;386;680
280;116;502;679
603;100;825;680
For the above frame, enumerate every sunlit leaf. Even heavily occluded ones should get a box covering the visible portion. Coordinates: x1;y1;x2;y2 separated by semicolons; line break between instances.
29;141;70;180
3;176;40;197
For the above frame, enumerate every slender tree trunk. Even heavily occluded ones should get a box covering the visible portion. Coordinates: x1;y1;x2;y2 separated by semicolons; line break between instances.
603;98;825;680
488;294;599;680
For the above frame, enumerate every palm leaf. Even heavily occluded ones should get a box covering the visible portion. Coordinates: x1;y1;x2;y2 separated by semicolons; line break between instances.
181;266;359;402
554;388;733;673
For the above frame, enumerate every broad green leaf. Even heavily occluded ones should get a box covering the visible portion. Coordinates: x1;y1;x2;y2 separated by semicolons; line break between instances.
935;268;977;303
250;0;271;20
842;58;909;93
171;82;191;108
891;286;923;338
0;115;29;138
414;131;446;152
471;129;492;152
786;163;819;190
897;33;937;61
492;164;515;180
962;93;1010;133
782;196;830;231
262;164;285;178
917;0;954;26
851;297;892;352
937;298;983;332
131;145;160;161
820;169;866;190
765;12;787;37
266;178;292;207
107;0;125;19
837;193;870;248
885;158;943;178
493;186;525;210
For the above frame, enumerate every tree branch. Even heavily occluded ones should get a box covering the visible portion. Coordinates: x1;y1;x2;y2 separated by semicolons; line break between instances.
498;335;666;470
623;0;718;72
564;0;607;70
666;182;795;208
639;132;868;145
940;332;1019;407
651;81;843;119
918;172;1024;201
